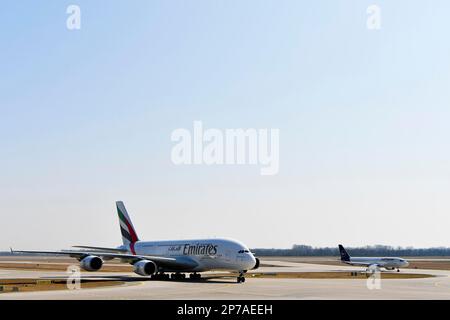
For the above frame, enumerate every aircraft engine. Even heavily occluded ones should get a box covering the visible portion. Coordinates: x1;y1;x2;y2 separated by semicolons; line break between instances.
133;260;157;276
80;255;103;271
252;258;260;270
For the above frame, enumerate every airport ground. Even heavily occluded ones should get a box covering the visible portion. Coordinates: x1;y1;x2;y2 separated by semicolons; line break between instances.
0;256;449;299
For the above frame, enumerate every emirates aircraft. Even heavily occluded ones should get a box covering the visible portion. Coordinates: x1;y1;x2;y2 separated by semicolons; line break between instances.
13;201;259;283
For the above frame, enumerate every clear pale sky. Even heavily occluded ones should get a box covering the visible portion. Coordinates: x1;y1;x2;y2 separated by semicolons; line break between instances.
1;1;450;250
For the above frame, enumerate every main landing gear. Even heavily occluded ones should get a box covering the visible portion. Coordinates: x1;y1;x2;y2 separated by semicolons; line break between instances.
151;272;170;280
170;273;186;280
237;271;246;283
189;273;201;280
151;272;202;281
170;273;202;280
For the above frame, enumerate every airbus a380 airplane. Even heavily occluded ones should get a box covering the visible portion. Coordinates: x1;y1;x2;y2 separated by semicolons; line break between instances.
339;244;409;272
13;201;260;283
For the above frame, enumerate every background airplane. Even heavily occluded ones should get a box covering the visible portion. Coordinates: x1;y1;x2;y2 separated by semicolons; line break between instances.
13;201;260;283
339;244;409;272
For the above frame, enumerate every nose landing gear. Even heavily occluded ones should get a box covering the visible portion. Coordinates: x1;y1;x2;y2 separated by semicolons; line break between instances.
237;271;246;283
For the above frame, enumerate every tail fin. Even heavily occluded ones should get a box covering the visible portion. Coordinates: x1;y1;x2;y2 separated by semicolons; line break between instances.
116;201;139;245
338;244;350;262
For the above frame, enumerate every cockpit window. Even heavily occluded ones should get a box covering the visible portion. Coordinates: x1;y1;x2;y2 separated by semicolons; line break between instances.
238;250;250;253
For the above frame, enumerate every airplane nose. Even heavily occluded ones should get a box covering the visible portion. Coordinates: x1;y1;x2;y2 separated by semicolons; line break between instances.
248;255;257;269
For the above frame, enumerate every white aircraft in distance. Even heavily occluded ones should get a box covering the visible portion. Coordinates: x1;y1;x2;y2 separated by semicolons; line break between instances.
12;201;259;283
338;244;409;272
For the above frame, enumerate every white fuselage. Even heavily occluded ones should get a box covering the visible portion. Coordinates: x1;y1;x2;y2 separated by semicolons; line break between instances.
120;238;257;272
344;257;409;269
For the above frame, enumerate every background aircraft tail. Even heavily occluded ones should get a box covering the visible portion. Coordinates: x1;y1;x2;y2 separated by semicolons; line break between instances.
116;201;139;246
338;244;351;262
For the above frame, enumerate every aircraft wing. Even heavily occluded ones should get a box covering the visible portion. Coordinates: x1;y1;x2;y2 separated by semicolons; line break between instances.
11;249;197;270
71;245;128;253
346;261;381;267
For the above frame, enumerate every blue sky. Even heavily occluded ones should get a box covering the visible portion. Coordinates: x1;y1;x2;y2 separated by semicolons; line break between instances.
1;1;450;249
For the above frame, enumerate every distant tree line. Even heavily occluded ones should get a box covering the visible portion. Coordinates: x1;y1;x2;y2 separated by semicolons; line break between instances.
2;244;450;257
252;244;450;257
